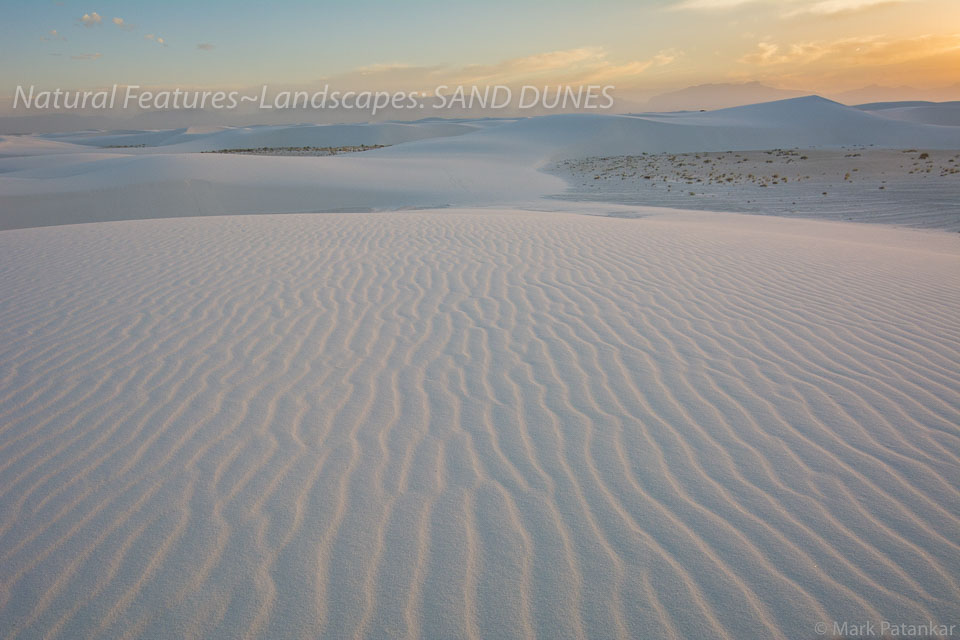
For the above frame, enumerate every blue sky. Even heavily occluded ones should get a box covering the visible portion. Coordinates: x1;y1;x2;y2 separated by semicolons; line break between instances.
3;1;668;86
2;0;959;100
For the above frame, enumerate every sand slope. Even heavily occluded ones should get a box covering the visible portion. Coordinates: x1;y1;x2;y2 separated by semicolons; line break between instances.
551;148;960;230
3;97;960;231
1;210;958;639
28;120;489;152
857;101;960;127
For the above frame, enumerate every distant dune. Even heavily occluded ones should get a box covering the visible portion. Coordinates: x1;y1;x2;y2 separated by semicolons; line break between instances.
2;97;960;230
857;102;960;127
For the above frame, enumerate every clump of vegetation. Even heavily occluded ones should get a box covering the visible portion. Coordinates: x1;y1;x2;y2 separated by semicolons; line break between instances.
202;144;388;156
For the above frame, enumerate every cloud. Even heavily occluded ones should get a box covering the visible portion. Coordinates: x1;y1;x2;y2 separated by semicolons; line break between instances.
671;0;758;9
42;29;68;42
734;33;960;89
579;49;683;83
144;33;154;40
786;0;907;14
580;60;654;83
71;52;102;60
671;0;910;13
442;47;680;87
79;12;102;27
653;48;683;66
145;33;167;46
453;47;609;84
739;33;960;67
111;16;135;30
321;47;681;93
353;62;418;75
740;41;784;65
337;48;621;89
196;43;215;51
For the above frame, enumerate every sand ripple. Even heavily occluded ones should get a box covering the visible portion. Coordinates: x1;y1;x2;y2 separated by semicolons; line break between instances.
0;210;958;639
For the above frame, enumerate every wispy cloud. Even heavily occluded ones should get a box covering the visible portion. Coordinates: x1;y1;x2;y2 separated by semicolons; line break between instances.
653;49;683;66
739;33;960;67
671;0;910;14
671;0;758;9
41;29;68;42
321;47;682;92
445;47;682;86
112;16;136;31
144;33;167;46
733;32;960;89
71;52;102;60
452;47;609;85
196;43;215;51
580;49;682;83
79;12;102;27
786;0;910;14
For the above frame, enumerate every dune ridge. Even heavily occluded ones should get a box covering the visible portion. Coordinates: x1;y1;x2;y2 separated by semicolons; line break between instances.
1;210;958;639
3;97;960;231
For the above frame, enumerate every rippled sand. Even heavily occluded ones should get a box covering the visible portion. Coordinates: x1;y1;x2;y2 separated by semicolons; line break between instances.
1;209;957;639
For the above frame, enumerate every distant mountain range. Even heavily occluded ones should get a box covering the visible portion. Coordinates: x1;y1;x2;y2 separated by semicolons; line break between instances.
641;82;806;112
632;82;960;113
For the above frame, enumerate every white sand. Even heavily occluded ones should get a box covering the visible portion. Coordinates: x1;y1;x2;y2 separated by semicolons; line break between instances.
1;97;960;639
551;148;960;230
3;97;960;231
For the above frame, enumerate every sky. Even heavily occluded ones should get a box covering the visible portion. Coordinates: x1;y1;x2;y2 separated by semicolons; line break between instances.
1;0;959;115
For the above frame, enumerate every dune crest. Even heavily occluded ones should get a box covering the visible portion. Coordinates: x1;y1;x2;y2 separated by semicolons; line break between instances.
3;98;960;231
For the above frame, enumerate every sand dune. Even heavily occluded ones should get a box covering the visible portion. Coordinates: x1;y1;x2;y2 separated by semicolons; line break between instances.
551;148;960;230
3;97;960;230
31;120;488;152
2;97;960;638
857;101;960;127
1;209;958;639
